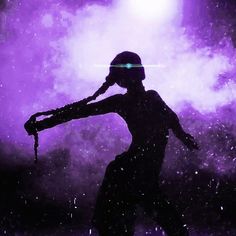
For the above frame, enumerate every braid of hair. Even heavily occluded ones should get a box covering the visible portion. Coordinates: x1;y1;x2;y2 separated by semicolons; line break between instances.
87;75;116;102
55;75;115;113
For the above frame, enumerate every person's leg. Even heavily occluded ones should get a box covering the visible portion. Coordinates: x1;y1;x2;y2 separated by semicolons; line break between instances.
93;159;137;236
96;203;136;236
142;192;189;236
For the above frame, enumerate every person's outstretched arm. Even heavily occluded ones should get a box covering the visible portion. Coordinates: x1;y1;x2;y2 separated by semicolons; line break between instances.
168;111;199;150
25;94;122;135
152;90;199;150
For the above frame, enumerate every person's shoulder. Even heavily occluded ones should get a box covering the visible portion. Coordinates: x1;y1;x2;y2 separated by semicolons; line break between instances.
146;90;166;105
146;90;161;99
147;89;157;95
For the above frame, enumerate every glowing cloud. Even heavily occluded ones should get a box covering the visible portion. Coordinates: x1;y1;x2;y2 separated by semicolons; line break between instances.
126;0;180;23
41;14;54;28
50;0;235;112
0;0;236;176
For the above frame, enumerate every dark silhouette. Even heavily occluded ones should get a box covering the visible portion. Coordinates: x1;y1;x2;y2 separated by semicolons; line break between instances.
25;51;199;236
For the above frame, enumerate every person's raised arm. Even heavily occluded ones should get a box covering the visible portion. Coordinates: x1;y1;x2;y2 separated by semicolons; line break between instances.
25;94;122;135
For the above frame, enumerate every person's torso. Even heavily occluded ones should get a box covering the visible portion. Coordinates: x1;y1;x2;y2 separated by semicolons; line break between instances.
116;90;170;152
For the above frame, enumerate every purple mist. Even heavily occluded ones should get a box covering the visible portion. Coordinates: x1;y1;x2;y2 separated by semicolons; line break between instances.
0;0;236;235
1;0;235;174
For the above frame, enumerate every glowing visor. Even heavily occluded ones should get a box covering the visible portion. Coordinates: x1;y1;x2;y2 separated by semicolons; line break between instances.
95;63;166;69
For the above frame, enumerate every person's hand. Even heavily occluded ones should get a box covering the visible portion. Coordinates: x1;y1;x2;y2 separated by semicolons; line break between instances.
24;115;37;136
183;133;199;151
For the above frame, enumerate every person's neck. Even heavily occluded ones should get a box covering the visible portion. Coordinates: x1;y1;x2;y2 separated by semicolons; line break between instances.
127;84;145;96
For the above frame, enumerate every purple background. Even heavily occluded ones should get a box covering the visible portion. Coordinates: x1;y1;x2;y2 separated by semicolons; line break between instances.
0;0;236;235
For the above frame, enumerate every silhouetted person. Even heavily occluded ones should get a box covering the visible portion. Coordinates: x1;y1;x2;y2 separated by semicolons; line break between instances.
25;51;199;236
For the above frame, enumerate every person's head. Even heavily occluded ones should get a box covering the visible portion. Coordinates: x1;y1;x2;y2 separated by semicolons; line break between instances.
85;51;145;104
107;51;145;89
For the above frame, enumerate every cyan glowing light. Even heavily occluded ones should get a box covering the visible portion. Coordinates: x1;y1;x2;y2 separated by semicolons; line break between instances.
95;64;139;68
94;64;166;68
114;63;135;69
126;63;132;69
113;63;135;69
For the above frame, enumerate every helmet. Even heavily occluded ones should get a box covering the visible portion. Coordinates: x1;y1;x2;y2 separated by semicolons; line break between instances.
107;51;145;88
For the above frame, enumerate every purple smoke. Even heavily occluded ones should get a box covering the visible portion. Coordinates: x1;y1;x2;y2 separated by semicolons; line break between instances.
0;1;236;235
0;0;235;176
